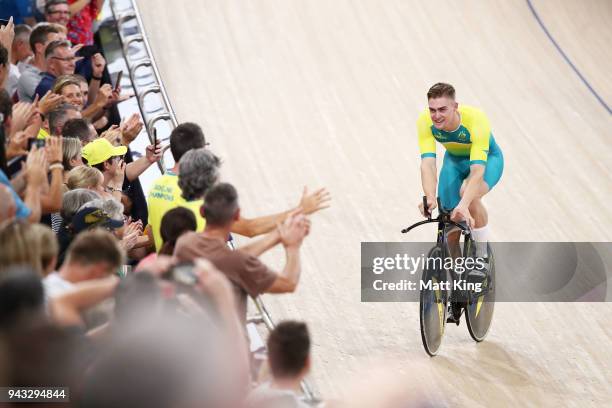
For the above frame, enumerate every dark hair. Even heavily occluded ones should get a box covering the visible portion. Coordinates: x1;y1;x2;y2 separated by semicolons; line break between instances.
169;122;206;162
159;207;197;255
267;321;310;379
44;39;71;60
201;183;238;227
427;83;456;100
0;266;45;329
65;229;124;269
0;44;8;67
29;23;60;56
45;0;68;14
48;103;79;136
62;118;91;141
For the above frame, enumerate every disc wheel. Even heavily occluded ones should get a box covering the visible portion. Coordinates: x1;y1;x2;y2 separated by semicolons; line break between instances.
419;245;449;356
465;242;495;342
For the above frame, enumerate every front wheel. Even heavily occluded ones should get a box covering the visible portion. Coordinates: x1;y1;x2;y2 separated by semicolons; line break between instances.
419;245;449;356
464;242;495;342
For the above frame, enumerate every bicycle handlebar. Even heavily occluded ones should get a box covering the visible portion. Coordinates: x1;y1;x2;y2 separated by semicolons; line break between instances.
401;196;470;234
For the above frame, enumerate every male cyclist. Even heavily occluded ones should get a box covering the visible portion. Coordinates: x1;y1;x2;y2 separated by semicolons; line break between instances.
417;83;503;257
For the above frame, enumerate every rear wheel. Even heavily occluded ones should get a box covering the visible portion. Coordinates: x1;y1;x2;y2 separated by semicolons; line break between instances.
464;241;495;342
419;245;449;356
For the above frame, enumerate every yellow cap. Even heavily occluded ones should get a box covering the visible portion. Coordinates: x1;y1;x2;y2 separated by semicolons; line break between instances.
82;138;128;166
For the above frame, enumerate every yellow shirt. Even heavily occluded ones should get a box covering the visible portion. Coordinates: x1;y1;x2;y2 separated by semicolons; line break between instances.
147;171;206;251
417;104;499;165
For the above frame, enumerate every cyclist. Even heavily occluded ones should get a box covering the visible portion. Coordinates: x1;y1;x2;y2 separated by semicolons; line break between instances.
416;83;503;258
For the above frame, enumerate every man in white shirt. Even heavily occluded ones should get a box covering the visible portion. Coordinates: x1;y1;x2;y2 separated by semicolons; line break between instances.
43;229;123;298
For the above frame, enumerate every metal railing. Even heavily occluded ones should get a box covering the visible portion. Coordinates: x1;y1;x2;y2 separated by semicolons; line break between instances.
107;0;316;402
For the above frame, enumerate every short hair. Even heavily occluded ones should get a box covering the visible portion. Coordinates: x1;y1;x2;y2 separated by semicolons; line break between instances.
427;83;456;100
45;0;68;14
60;188;100;223
29;224;58;273
0;44;7;67
66;165;102;190
29;23;60;55
62;118;92;142
44;39;71;60
169;122;206;162
267;321;310;379
62;137;82;170
178;148;221;201
13;24;32;43
64;229;124;268
159;207;197;255
52;74;81;95
48;103;79;136
202;183;238;227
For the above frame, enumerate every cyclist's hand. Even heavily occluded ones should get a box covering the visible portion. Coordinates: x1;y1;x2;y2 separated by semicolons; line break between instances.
418;197;437;217
451;205;474;228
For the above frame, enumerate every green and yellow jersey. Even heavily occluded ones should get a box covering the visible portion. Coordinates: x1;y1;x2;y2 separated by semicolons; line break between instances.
417;105;500;166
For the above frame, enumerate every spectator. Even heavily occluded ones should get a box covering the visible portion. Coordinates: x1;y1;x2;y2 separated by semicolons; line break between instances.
4;24;32;96
62;135;83;175
66;0;104;46
44;103;81;138
82;136;162;199
62;117;97;145
66;165;113;199
159;207;197;255
52;73;112;123
34;39;76;100
247;321;313;408
174;182;310;322
44;0;71;27
147;123;330;251
0;219;43;274
44;229;123;298
55;187;99;264
17;23;61;102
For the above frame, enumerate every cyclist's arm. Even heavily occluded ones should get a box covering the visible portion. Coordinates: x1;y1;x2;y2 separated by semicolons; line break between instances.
420;158;437;202
417;113;437;202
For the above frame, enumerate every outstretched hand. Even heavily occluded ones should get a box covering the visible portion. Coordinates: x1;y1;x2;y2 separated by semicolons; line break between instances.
298;186;331;214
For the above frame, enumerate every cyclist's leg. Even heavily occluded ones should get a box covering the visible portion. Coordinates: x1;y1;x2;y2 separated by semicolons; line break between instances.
459;149;504;256
438;153;469;256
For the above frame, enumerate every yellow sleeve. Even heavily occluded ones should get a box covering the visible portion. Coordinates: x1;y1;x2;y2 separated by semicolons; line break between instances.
417;112;436;159
467;110;491;165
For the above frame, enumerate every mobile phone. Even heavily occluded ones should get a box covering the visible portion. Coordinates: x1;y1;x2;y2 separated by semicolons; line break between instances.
152;127;157;146
114;71;123;91
170;263;198;287
0;19;10;27
27;138;46;150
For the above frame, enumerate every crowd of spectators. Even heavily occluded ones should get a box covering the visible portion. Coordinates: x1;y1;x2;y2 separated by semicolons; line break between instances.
0;5;341;407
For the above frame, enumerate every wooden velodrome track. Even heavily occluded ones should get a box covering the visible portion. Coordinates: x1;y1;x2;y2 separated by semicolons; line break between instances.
136;0;611;405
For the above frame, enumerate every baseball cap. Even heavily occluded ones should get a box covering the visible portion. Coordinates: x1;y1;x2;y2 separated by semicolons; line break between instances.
82;138;127;166
72;206;124;233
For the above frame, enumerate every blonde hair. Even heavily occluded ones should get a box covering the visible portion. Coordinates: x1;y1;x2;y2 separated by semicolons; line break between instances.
62;137;82;170
0;220;43;275
52;74;82;96
29;224;59;276
67;165;103;190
